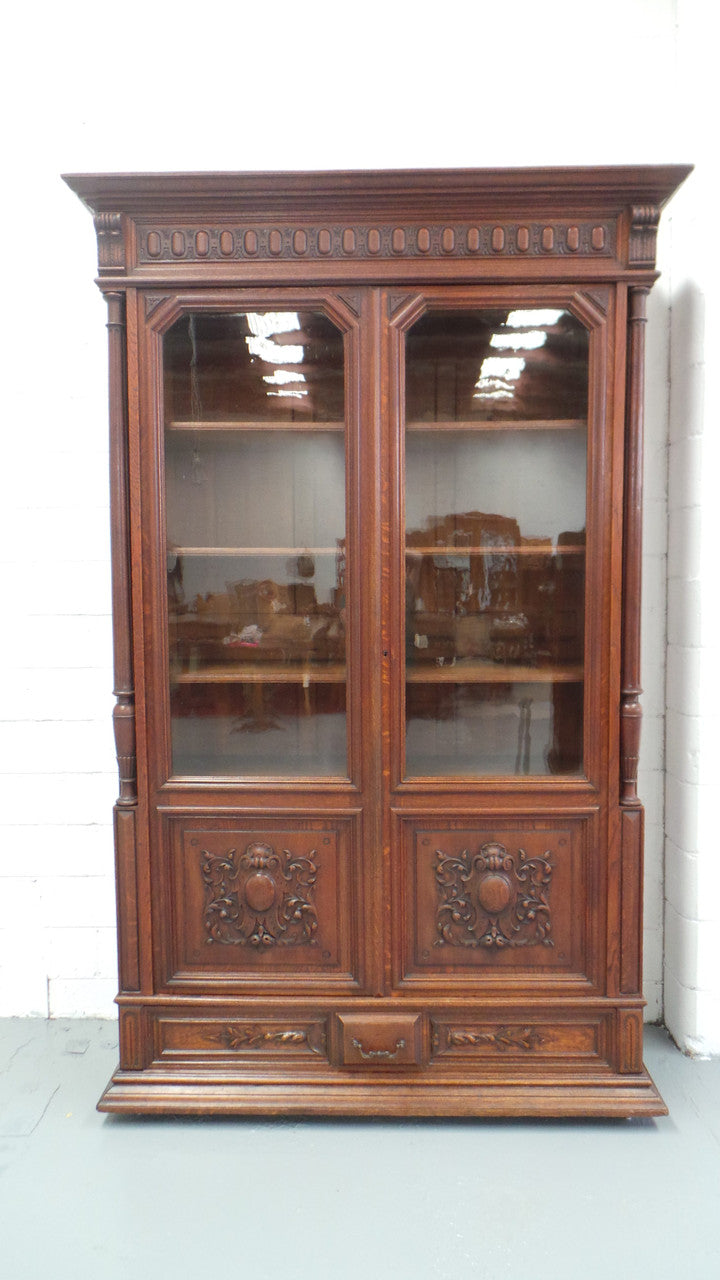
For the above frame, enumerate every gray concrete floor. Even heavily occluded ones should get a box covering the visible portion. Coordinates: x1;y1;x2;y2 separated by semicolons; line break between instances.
0;1020;718;1279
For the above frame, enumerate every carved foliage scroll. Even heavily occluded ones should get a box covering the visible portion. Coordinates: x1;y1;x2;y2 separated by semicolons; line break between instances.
202;840;319;948
434;841;554;950
215;1022;327;1056
432;1024;545;1056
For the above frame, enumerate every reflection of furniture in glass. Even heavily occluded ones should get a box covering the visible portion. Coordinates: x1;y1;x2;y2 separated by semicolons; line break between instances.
405;512;585;772
66;164;689;1118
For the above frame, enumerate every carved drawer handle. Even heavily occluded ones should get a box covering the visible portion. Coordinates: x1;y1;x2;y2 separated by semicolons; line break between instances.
351;1037;406;1061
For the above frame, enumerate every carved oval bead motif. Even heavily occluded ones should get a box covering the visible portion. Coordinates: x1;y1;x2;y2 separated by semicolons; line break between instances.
195;230;210;256
244;229;258;255
219;230;234;256
171;231;186;257
477;873;513;914
367;228;381;254
146;231;162;257
269;229;283;255
417;227;431;253
318;228;331;254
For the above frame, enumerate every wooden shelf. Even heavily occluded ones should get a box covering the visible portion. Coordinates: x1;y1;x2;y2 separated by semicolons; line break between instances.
173;662;347;685
406;418;586;432
170;546;340;557
406;659;583;684
406;544;585;556
167;419;344;432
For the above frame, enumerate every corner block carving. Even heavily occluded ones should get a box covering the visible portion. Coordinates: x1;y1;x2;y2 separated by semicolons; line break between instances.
202;840;319;947
94;212;125;273
434;841;554;949
628;204;660;267
144;292;170;318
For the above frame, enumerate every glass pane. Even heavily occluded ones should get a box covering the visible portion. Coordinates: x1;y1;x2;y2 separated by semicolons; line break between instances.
404;307;588;777
164;311;347;777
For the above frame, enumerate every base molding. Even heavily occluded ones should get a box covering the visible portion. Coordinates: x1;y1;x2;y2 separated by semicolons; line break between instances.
98;1067;667;1118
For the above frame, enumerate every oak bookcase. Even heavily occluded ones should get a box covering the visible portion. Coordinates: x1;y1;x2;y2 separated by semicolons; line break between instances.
65;166;689;1115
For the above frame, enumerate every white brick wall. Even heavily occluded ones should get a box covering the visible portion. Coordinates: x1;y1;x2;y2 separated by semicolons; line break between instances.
1;0;715;1041
661;0;720;1055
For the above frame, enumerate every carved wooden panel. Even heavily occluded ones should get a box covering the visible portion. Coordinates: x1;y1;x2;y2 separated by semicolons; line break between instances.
434;841;554;950
396;816;592;985
135;219;616;264
161;817;361;987
430;1014;610;1063
202;840;319;949
156;1016;328;1060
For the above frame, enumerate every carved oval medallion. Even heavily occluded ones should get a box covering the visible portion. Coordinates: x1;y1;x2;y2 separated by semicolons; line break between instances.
244;871;276;913
477;872;513;914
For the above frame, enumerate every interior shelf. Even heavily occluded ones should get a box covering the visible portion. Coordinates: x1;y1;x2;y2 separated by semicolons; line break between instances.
405;544;585;556
169;546;341;557
406;659;583;684
173;662;347;685
166;419;345;432
406;418;586;432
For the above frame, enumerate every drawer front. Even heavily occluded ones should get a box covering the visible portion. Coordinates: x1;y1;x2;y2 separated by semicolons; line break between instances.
333;1012;425;1068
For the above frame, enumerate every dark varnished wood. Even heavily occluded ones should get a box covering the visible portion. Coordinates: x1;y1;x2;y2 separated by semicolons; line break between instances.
64;167;690;1117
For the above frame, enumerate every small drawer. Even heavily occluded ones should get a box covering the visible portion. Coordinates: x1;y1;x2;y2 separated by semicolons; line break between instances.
333;1012;425;1068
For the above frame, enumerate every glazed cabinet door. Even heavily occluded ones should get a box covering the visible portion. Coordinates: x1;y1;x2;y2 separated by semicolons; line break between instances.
135;290;381;996
385;287;619;998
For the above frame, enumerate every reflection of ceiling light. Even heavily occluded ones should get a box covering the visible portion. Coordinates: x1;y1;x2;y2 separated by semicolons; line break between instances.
474;355;525;401
476;356;525;383
245;312;301;338
490;330;547;351
263;370;307;385
473;379;514;400
246;335;304;363
245;313;304;364
267;389;308;399
505;309;564;328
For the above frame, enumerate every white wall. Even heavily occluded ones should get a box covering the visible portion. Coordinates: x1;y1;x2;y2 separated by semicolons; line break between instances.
0;0;714;1043
663;0;720;1055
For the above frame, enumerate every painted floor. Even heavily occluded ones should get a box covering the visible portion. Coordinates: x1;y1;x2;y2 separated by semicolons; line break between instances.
0;1020;718;1279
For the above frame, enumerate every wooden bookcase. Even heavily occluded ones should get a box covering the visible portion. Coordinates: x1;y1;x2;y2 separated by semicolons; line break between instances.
64;166;689;1115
